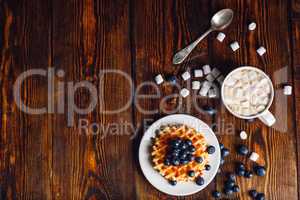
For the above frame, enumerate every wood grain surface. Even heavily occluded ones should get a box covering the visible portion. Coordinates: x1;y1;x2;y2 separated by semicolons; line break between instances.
0;0;299;199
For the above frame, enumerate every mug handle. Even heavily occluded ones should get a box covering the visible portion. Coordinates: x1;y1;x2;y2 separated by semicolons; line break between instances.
258;110;276;127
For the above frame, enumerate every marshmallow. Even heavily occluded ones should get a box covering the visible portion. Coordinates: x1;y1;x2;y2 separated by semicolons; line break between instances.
181;71;191;81
225;77;237;87
206;74;215;82
208;88;217;98
240;131;247;140
283;85;292;95
261;97;269;105
241;100;250;108
203;65;211;75
199;81;212;96
234;88;243;98
256;105;266;112
211;68;221;78
248;22;257;31
230;41;240;52
180;88;190;98
249;152;259;162
194;69;203;77
217;75;225;85
257;46;266;56
192;81;201;90
216;32;226;42
154;74;164;85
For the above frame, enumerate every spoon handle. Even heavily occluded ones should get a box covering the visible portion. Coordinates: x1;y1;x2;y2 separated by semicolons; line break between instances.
172;28;213;65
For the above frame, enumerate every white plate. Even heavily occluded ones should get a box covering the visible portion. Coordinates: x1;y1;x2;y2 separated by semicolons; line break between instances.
138;114;221;196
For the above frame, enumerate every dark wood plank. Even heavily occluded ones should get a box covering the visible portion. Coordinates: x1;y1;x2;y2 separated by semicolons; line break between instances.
131;0;217;199
211;0;298;200
51;0;135;199
0;0;53;199
291;19;300;200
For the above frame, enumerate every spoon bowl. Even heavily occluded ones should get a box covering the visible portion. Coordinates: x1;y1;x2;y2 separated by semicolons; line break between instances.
211;9;234;30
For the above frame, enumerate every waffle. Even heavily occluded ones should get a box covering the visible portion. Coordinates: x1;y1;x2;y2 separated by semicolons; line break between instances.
151;124;209;182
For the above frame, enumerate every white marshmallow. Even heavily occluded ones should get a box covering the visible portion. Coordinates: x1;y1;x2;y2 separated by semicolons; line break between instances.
216;32;226;42
211;68;221;78
192;81;201;90
249;152;259;162
194;69;203;77
240;131;248;140
199;81;212;96
225;77;237;86
230;41;240;52
181;71;191;81
261;97;269;105
206;74;215;82
180;88;190;98
283;85;292;95
241;100;250;108
203;65;211;75
257;46;266;56
248;22;257;31
208;88;217;98
256;105;266;112
154;74;164;85
217;75;225;85
234;88;243;98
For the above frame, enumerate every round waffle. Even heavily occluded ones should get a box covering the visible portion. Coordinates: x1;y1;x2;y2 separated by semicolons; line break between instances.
151;124;209;182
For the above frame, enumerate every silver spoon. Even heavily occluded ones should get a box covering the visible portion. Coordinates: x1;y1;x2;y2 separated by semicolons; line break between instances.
172;9;234;65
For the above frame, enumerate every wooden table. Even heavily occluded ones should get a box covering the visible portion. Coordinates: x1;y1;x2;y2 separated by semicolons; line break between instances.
1;0;300;199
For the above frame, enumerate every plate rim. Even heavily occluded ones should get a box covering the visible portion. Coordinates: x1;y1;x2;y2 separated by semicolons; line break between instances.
138;114;221;196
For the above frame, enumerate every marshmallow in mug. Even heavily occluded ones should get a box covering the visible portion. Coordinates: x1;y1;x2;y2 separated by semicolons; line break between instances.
223;69;272;116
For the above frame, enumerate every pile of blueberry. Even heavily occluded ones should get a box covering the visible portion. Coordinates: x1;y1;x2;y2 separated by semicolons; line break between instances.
220;143;230;165
164;137;216;186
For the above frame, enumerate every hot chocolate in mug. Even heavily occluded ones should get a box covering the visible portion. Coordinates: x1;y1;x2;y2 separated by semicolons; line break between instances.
221;66;276;126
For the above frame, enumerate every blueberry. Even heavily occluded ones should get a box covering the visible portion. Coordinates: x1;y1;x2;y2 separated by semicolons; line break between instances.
256;193;265;200
202;105;217;115
237;145;249;156
169;139;181;148
180;143;188;150
236;162;246;170
224;180;235;188
207;145;216;154
171;151;179;157
221;148;230;157
195;176;205;186
236;168;246;176
188;146;196;152
179;153;187;160
188;170;195;177
205;164;211;171
187;154;194;162
212;190;221;198
169;180;177;186
249;190;258;198
227;173;236;182
223;188;233;195
232;185;240;193
195;156;203;163
172;158;180;166
254;166;266;177
219;143;224;149
165;75;177;84
180;159;189;165
244;170;253;178
164;159;171;166
184;139;193;146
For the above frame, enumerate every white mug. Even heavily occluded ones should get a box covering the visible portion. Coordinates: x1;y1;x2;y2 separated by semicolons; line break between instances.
221;66;276;127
